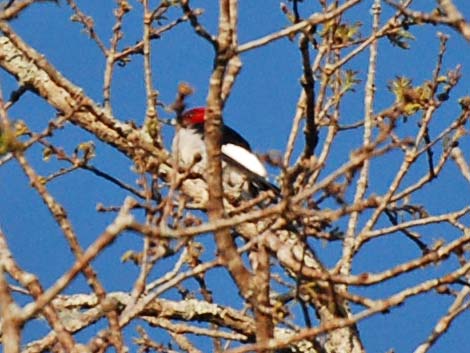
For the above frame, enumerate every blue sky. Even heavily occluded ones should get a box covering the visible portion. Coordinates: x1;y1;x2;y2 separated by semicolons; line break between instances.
1;1;470;352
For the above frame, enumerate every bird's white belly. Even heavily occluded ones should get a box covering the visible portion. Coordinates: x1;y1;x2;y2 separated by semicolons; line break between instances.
172;128;207;173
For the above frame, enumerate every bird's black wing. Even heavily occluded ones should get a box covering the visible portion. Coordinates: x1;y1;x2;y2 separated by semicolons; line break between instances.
197;123;280;195
222;125;252;151
221;153;281;196
193;124;251;150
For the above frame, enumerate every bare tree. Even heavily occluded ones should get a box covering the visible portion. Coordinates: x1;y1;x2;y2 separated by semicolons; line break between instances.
0;1;470;353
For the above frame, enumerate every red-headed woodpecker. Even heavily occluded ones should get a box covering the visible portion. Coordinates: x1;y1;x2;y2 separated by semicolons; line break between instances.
172;107;279;195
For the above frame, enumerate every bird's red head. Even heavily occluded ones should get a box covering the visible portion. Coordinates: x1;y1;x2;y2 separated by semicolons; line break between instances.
181;107;206;126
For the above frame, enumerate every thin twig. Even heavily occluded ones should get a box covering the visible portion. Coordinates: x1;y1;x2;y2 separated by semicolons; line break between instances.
237;0;362;53
339;0;381;275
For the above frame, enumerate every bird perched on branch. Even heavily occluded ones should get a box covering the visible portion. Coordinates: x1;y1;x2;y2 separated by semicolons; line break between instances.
172;107;279;197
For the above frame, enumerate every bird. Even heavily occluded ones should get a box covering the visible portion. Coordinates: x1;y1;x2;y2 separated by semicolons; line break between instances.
171;107;280;196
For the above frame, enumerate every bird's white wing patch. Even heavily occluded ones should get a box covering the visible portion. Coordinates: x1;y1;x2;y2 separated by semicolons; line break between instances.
221;143;267;178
